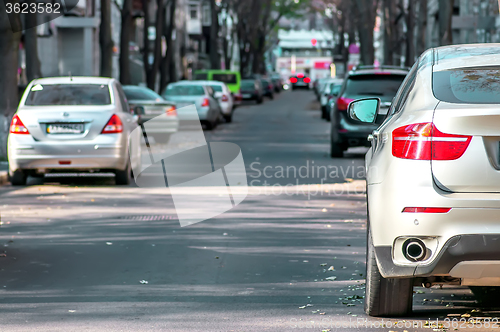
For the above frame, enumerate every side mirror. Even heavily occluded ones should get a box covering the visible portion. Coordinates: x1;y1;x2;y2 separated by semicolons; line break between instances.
133;106;145;115
348;98;380;123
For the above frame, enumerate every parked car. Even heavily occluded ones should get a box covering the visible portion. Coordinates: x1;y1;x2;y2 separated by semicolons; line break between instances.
325;81;343;121
349;44;500;317
8;77;141;186
193;69;242;106
195;80;234;122
315;78;330;100
260;78;274;99
162;82;222;130
270;73;283;93
240;79;264;104
123;85;179;143
290;73;311;90
320;79;343;119
330;66;408;157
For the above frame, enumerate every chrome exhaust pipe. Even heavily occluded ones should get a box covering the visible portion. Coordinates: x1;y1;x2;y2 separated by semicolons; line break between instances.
403;238;427;261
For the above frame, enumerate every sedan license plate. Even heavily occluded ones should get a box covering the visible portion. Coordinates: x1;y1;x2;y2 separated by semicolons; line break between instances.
47;123;84;134
242;94;252;98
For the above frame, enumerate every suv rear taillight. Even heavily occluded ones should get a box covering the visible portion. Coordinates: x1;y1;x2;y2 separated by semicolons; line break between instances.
9;115;30;134
201;98;210;107
303;77;311;83
290;77;298;83
392;123;472;160
336;97;354;111
101;114;123;134
221;95;229;102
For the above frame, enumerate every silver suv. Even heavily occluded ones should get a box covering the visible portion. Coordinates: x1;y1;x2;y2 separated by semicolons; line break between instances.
348;44;500;316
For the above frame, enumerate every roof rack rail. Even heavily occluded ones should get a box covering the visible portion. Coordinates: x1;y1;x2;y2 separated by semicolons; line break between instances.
352;65;411;71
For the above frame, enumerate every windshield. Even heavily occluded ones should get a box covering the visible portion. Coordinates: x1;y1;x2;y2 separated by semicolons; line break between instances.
194;73;208;80
164;85;205;96
213;73;237;84
344;74;405;101
123;86;164;101
433;67;500;104
25;84;111;106
241;81;255;89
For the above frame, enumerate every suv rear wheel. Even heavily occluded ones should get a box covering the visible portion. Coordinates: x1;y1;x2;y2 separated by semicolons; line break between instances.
330;139;344;158
365;227;413;317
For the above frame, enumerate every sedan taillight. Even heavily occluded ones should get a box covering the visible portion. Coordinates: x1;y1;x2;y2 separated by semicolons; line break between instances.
201;98;210;107
101;114;123;134
392;123;472;160
10;115;30;134
166;106;177;116
221;95;229;102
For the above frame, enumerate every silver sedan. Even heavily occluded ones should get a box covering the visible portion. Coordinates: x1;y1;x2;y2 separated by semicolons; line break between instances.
8;77;141;185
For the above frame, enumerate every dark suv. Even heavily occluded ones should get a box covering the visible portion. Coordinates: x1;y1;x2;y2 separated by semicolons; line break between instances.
330;66;409;157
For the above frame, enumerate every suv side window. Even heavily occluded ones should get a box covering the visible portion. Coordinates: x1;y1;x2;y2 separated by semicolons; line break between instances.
387;63;418;116
115;83;130;113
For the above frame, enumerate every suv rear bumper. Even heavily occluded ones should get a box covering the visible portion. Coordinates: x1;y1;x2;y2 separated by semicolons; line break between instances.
375;234;500;278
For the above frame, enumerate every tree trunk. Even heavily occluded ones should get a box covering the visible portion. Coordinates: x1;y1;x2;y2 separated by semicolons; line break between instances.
0;2;21;160
209;0;220;69
100;0;113;77
416;0;427;56
438;0;454;46
160;0;177;93
354;0;376;66
405;0;415;66
383;0;396;65
143;0;165;90
119;0;133;84
24;14;42;82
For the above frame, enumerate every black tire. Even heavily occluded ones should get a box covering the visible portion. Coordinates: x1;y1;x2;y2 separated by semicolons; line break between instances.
269;94;274;100
10;170;27;186
257;97;263;104
365;227;413;317
321;106;327;119
330;140;344;158
115;162;131;185
224;114;232;123
470;287;500;307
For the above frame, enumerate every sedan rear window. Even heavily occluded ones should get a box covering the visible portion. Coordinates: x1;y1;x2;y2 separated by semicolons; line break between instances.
123;86;163;101
433;67;500;104
209;85;223;92
164;85;205;96
25;84;111;106
344;75;405;100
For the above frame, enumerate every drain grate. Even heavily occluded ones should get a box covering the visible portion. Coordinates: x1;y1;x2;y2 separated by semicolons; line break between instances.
118;215;176;221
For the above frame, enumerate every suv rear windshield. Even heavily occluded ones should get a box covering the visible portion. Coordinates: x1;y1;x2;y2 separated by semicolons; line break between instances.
164;85;205;96
433;67;500;104
344;74;406;101
209;85;223;92
213;74;237;84
25;84;111;106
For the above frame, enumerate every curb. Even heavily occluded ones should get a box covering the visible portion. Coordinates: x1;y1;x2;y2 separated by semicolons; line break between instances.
0;171;8;186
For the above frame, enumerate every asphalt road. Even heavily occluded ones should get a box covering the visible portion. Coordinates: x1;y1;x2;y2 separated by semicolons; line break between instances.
0;90;497;331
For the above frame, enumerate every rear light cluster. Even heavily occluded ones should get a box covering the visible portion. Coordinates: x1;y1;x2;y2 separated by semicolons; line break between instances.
336;97;355;111
221;95;229;102
9;115;29;134
101;114;123;134
290;77;298;83
166;106;177;116
201;98;210;107
392;123;472;161
402;207;451;214
303;77;311;84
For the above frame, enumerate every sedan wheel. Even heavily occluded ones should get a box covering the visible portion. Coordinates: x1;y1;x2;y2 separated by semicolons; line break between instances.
10;170;27;186
115;162;131;185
